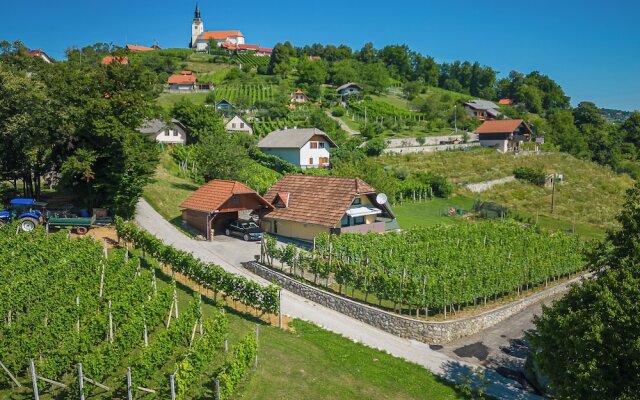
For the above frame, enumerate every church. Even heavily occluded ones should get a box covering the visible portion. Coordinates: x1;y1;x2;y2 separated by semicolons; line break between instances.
189;4;245;51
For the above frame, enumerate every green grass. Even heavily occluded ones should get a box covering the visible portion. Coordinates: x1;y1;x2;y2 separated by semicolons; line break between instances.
157;92;209;109
142;152;199;225
393;197;475;228
381;149;633;236
156;268;467;400
183;61;233;75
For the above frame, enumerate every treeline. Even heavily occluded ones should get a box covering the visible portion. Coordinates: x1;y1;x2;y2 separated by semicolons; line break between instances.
266;41;569;114
0;40;160;217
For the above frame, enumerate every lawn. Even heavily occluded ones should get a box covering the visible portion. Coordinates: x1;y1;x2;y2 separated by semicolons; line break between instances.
157;92;209;110
381;149;633;235
163;268;467;400
393;197;475;228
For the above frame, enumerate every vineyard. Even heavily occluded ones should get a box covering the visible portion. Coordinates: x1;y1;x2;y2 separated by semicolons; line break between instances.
212;84;276;105
233;53;270;68
0;223;268;399
346;99;426;123
252;117;301;137
264;221;585;317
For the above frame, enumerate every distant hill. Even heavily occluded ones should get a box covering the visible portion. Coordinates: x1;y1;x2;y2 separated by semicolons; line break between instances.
601;108;634;124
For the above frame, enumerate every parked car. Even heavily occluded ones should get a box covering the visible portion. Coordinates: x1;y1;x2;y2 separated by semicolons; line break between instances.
225;220;263;241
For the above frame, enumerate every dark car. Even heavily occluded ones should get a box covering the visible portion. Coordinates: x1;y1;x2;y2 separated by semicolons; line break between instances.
225;220;263;241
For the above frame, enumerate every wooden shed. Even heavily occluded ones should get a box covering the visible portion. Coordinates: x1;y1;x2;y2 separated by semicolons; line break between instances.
180;180;273;240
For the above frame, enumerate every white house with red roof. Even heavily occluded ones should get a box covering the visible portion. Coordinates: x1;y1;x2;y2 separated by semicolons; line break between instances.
190;4;245;51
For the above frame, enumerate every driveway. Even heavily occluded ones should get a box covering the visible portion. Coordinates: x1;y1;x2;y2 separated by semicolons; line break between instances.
135;199;545;399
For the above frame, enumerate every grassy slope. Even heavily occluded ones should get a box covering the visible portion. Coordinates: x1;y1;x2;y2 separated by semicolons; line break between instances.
394;197;475;229
381;148;633;237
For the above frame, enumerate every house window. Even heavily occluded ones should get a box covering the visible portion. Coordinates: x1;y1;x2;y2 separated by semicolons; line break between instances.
310;142;318;149
164;130;170;136
309;157;314;165
341;215;349;227
232;123;236;128
318;142;326;148
240;123;244;128
352;197;361;206
353;216;365;225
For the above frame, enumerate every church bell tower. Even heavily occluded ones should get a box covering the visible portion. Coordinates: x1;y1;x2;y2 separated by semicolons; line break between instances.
190;3;204;48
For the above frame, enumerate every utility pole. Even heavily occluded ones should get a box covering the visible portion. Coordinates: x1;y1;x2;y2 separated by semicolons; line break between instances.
550;175;556;214
454;104;458;135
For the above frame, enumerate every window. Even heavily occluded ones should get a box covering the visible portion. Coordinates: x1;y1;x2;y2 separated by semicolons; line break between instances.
318;142;326;148
173;130;178;136
352;197;361;205
310;142;318;149
240;123;245;128
309;157;314;165
341;215;349;227
164;130;170;136
232;123;236;129
353;216;365;225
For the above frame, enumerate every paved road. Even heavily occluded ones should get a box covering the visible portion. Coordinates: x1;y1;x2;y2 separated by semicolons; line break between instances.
135;199;544;399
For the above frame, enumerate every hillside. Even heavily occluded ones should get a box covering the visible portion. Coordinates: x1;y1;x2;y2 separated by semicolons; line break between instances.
381;148;633;235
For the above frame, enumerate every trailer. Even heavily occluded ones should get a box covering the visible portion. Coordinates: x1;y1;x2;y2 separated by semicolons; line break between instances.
47;214;96;235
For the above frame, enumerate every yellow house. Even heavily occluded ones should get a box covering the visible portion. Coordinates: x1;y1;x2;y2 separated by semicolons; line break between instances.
261;175;398;242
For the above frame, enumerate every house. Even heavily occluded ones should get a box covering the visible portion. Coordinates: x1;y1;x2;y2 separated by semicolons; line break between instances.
463;100;500;121
498;98;514;106
180;180;273;240
168;72;197;90
255;47;273;57
261;175;398;242
126;44;157;52
336;82;362;96
101;56;128;65
190;5;244;51
224;115;253;135
137;119;188;145
290;89;309;103
27;49;54;63
257;128;337;169
215;99;234;111
220;42;273;56
475;119;532;153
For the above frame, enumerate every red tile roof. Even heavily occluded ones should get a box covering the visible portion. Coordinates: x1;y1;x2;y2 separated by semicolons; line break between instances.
257;47;273;54
475;119;526;134
168;74;197;85
263;175;376;227
126;44;155;52
101;56;128;65
180;180;271;213
498;98;514;105
200;31;244;41
180;70;193;75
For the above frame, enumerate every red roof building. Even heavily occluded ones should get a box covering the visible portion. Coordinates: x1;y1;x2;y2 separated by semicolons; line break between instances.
180;180;273;240
101;56;128;65
498;98;514;105
126;44;155;52
475;119;533;152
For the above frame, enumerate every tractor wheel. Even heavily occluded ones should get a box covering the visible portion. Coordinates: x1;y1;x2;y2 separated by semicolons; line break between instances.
76;226;89;235
19;218;38;232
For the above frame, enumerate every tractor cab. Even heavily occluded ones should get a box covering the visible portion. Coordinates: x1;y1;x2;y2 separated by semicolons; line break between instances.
0;198;48;231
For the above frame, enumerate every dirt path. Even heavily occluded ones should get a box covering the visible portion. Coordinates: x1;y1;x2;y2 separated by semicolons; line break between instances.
325;110;360;136
134;198;545;400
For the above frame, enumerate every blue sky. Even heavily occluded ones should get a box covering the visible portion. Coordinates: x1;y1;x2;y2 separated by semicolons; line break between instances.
2;0;639;110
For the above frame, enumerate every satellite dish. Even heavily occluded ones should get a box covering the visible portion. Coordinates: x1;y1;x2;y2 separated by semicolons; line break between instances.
376;193;388;205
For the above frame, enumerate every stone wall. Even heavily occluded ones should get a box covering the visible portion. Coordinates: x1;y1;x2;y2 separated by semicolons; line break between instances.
245;262;580;344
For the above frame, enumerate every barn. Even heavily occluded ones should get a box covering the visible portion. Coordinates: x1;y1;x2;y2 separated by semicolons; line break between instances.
180;180;273;240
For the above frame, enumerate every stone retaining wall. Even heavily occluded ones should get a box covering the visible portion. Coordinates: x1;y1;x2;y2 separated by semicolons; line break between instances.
245;262;580;344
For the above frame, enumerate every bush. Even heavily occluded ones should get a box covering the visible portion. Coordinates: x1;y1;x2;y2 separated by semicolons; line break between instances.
331;107;345;117
514;166;546;186
416;172;453;198
364;137;387;156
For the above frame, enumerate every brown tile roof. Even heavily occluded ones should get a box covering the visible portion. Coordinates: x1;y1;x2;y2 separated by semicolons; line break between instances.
168;74;197;85
498;98;513;105
101;56;128;65
180;180;268;213
126;44;155;52
263;175;376;227
475;119;526;134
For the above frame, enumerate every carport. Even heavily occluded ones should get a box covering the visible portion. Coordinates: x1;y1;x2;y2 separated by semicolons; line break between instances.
180;180;273;240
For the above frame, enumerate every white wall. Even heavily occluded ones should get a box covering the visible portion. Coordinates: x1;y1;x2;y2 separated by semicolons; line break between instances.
480;139;508;153
225;116;253;134
155;127;187;145
299;140;331;168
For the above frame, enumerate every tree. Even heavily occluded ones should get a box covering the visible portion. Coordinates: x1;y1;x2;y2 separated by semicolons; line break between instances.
267;43;291;77
620;112;640;148
378;44;412;80
296;58;327;86
360;62;390;94
528;183;640;400
195;134;248;181
356;42;377;63
328;59;359;86
171;99;225;143
573;101;606;128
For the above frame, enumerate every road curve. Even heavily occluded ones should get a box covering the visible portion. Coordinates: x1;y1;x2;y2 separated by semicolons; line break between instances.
135;199;544;400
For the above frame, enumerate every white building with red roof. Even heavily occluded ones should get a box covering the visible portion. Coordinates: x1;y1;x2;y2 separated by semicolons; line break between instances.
190;4;245;51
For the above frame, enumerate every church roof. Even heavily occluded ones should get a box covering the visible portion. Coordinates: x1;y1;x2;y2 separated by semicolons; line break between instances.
198;31;244;41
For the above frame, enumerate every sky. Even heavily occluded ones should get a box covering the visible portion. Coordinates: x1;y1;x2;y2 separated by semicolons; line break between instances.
2;0;639;110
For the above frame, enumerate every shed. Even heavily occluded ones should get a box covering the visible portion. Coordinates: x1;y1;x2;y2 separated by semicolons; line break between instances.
180;180;273;240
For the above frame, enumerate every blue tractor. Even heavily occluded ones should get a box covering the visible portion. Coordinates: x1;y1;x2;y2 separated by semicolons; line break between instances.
0;198;48;232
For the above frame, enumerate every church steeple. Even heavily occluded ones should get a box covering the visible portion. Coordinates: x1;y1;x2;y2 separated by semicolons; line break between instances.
194;3;201;20
191;3;204;48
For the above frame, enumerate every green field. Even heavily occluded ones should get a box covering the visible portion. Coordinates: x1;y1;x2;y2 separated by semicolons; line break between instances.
393;197;475;228
381;149;633;236
157;92;209;109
